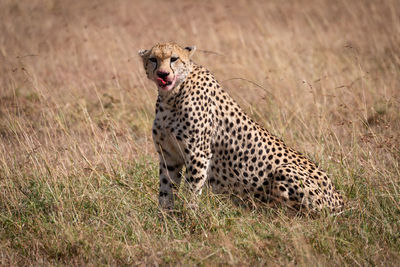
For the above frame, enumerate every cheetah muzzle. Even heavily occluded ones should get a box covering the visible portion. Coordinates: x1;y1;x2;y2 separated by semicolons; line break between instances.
139;42;344;214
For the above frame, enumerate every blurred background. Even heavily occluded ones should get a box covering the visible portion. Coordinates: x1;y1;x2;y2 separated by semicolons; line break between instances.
0;0;399;265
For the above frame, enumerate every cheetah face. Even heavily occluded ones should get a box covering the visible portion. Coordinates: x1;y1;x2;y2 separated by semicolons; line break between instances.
139;43;196;92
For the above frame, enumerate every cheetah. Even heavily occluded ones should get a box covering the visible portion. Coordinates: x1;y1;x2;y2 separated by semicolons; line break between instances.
138;42;344;214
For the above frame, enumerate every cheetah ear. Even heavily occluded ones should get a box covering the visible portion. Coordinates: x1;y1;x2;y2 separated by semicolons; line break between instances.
138;49;149;58
184;46;196;58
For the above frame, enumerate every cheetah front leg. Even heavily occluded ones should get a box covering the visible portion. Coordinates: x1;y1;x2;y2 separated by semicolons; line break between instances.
183;149;211;209
158;156;183;210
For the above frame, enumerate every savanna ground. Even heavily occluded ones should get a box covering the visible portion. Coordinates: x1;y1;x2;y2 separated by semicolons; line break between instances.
1;0;399;265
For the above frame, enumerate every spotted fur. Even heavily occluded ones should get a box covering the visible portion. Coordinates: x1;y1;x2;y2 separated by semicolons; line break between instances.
139;43;344;213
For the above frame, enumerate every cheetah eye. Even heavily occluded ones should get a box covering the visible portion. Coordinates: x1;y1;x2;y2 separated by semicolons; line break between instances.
170;57;179;63
149;57;157;63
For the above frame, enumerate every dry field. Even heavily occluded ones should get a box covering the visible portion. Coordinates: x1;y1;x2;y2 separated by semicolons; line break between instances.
1;0;399;265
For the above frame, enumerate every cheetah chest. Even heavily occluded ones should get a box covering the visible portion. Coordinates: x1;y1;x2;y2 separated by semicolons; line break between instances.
152;108;186;162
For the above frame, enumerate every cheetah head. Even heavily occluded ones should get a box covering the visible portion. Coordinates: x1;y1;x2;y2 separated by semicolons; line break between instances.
138;43;196;92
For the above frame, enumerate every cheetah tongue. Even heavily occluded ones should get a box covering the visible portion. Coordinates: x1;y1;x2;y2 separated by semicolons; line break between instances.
156;77;167;85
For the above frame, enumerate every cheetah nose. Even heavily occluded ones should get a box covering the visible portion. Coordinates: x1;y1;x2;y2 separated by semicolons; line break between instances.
157;71;170;79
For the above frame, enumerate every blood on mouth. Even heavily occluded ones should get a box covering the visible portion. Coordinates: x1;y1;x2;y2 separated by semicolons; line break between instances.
156;77;172;88
157;77;167;85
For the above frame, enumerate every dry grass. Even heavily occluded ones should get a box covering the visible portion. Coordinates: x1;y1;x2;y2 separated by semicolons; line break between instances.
1;0;399;265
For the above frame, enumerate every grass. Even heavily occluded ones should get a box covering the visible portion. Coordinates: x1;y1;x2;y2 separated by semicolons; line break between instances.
1;0;399;265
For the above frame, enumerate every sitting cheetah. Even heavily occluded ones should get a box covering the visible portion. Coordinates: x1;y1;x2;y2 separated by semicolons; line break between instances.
139;42;344;213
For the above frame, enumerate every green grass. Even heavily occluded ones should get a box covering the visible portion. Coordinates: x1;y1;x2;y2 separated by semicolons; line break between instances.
1;156;399;265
